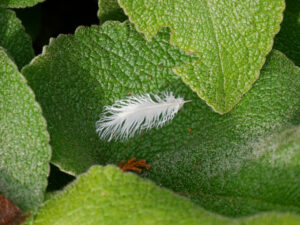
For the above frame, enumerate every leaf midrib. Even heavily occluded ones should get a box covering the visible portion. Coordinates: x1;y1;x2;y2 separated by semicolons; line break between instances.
204;0;226;109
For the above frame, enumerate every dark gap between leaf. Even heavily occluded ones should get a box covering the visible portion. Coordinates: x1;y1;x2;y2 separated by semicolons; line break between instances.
14;0;99;55
47;164;75;192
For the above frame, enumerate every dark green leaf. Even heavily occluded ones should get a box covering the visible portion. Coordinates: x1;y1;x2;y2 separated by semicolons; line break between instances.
0;48;51;211
0;0;44;8
0;8;34;69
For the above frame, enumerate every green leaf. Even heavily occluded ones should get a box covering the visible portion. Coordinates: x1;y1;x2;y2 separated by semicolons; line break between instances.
0;47;51;211
33;165;300;225
0;0;44;8
22;22;198;175
118;0;284;113
22;22;300;216
274;0;300;67
98;0;127;24
0;8;34;69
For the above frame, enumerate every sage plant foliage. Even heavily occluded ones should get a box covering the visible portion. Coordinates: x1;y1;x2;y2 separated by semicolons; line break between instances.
0;0;300;224
119;0;285;113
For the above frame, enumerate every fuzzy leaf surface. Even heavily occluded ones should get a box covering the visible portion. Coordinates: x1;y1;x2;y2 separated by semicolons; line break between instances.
22;22;198;175
0;48;50;211
0;8;34;69
22;22;300;217
118;0;284;113
274;0;300;67
33;166;300;225
0;0;44;8
98;0;127;24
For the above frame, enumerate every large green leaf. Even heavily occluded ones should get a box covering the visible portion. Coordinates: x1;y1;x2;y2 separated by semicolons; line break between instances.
33;166;300;225
22;22;300;217
118;0;284;113
22;22;198;175
0;47;51;211
98;0;127;24
0;8;34;69
274;0;300;67
0;0;44;8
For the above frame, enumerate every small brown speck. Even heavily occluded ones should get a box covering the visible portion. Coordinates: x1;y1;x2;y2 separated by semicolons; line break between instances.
188;128;192;133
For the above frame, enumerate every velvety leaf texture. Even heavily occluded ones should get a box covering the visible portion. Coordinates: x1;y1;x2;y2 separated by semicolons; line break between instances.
274;0;300;66
33;166;300;225
118;0;284;113
0;0;44;8
98;0;127;24
0;8;34;69
22;21;300;217
22;22;198;175
0;48;51;211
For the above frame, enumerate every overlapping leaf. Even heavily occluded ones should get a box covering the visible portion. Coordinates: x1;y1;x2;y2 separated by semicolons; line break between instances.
118;0;284;113
33;166;300;225
0;48;51;211
22;22;300;217
0;8;34;69
0;0;44;8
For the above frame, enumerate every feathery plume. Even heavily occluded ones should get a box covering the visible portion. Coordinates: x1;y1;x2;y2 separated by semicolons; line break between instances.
96;92;189;141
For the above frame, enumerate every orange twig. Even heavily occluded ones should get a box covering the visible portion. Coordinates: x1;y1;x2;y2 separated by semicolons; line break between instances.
118;157;151;173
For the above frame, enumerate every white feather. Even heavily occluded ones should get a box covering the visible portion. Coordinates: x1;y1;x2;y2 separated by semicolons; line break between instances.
95;92;189;141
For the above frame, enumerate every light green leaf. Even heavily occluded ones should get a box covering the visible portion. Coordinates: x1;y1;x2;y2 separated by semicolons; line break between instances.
98;0;127;24
22;22;300;216
0;0;44;8
33;166;300;225
274;0;300;67
0;8;34;69
118;0;284;113
0;48;51;211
